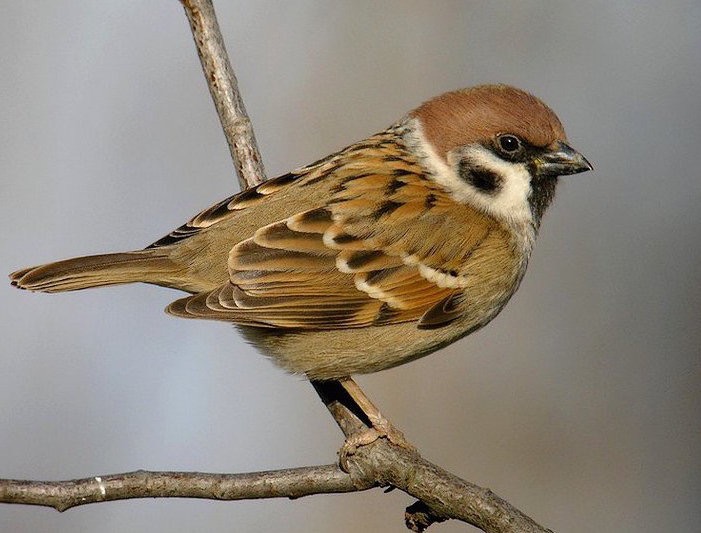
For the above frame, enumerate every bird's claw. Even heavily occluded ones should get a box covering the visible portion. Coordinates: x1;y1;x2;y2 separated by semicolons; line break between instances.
339;415;416;472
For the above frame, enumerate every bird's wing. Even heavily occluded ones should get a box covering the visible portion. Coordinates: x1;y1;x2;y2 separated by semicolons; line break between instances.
146;173;301;249
145;129;407;250
167;163;506;331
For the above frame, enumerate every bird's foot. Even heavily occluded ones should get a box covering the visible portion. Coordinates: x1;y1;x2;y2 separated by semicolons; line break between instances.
339;413;416;472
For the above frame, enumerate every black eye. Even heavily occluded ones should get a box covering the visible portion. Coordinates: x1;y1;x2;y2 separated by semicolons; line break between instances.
497;134;522;154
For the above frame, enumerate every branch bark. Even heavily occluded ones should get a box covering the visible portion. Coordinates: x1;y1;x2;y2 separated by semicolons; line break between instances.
0;466;362;512
182;0;266;188
0;443;550;533
0;1;555;532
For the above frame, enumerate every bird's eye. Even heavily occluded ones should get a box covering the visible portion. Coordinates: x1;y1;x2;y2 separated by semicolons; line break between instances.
496;134;522;154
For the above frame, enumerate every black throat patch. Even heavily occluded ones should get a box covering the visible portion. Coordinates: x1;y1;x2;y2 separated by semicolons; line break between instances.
528;176;558;226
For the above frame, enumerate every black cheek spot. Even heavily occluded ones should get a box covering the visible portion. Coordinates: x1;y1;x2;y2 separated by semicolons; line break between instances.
458;161;501;194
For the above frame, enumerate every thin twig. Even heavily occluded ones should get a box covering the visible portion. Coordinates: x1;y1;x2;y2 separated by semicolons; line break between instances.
0;466;364;512
0;440;550;533
181;0;266;188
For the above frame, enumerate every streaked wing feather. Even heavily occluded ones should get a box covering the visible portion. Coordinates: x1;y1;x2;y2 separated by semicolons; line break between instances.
147;173;302;249
166;133;503;330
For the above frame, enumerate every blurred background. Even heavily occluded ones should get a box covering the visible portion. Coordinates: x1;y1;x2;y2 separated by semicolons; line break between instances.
1;1;699;532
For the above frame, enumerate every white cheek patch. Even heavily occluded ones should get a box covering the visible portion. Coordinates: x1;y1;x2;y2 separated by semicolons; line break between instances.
448;145;533;225
404;119;535;229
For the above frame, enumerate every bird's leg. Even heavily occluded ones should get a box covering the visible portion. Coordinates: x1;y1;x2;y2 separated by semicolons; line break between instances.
337;378;415;467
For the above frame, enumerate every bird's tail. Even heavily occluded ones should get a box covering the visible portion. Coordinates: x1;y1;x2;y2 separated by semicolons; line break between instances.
9;250;180;293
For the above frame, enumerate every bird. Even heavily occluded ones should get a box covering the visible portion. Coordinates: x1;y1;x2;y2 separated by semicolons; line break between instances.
9;84;591;381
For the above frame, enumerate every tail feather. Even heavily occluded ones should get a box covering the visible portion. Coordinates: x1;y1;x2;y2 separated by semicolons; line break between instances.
9;251;179;293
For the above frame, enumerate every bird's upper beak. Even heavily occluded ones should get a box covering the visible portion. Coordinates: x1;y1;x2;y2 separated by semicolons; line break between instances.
535;141;592;177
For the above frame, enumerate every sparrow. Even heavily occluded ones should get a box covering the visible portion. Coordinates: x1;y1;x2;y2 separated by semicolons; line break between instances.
10;84;591;381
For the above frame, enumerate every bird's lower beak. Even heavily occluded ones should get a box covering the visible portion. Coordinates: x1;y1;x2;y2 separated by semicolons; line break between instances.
535;141;592;177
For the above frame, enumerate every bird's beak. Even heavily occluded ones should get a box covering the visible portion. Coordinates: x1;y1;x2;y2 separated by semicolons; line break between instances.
535;141;593;177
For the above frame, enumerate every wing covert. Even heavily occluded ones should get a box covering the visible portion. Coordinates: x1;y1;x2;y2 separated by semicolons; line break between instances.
167;137;504;330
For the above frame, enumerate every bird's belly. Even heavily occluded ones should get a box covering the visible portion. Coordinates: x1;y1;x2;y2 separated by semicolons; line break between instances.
238;296;510;380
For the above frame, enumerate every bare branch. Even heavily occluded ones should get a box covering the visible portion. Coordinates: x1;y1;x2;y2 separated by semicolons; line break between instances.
0;441;552;533
0;465;363;512
181;0;266;188
345;441;553;533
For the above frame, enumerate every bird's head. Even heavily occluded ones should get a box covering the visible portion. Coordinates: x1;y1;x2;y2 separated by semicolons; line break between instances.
409;84;592;227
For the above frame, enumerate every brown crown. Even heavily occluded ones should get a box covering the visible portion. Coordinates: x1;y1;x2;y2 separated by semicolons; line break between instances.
410;85;567;160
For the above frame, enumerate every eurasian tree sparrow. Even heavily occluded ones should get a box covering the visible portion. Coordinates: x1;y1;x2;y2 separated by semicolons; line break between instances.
10;85;591;380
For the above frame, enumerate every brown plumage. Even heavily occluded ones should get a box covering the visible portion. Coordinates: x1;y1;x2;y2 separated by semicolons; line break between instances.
9;85;591;379
413;85;567;158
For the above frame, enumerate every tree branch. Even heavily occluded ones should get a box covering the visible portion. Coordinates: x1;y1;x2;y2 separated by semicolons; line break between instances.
0;442;550;533
181;0;266;188
345;440;553;533
0;1;555;531
0;465;363;512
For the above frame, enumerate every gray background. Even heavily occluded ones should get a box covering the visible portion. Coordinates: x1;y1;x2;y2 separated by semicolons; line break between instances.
1;1;699;532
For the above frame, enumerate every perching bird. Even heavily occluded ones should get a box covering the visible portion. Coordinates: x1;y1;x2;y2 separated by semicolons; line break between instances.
10;84;591;381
